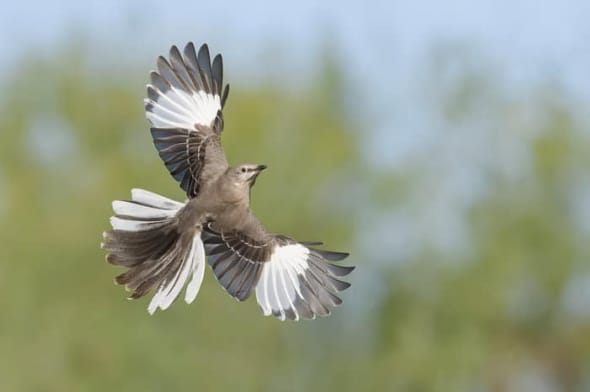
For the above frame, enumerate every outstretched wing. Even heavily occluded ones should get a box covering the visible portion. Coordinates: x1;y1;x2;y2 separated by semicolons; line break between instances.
144;43;230;198
202;222;354;321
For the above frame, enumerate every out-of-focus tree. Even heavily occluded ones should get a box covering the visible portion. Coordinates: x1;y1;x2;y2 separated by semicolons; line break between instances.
1;41;589;392
0;46;358;391
307;48;590;392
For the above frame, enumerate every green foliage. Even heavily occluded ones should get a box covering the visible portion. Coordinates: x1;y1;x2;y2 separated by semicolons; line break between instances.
0;48;358;391
1;44;589;392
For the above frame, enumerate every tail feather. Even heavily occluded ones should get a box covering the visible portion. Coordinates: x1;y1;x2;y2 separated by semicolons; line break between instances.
102;189;205;314
130;188;184;209
185;237;206;303
147;234;202;313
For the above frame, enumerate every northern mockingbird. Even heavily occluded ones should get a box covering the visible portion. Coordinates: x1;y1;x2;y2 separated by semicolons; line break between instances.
101;42;354;321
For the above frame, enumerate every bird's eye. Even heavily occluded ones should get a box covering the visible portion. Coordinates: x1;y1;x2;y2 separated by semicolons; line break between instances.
241;168;246;173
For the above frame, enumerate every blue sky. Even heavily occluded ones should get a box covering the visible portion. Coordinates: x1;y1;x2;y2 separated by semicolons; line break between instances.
2;1;588;162
2;1;587;193
2;0;588;83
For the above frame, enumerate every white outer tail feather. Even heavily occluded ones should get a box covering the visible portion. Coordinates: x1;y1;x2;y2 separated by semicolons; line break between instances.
147;234;206;314
185;237;206;304
131;188;184;209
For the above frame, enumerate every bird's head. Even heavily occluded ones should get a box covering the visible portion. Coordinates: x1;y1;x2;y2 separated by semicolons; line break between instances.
219;164;267;204
229;163;267;188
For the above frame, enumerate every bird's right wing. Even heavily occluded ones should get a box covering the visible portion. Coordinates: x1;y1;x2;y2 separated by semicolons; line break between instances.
145;43;230;198
202;223;354;321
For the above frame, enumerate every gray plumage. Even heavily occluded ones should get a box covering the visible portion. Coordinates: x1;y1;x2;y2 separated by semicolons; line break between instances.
102;42;354;321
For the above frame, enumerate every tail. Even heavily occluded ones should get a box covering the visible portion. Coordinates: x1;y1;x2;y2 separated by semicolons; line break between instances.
101;189;205;314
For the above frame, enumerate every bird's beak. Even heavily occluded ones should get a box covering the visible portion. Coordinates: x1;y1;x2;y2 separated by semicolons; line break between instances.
249;165;267;186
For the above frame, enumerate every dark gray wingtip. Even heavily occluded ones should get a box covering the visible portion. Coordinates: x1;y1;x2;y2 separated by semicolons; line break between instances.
183;42;198;68
311;248;350;261
197;43;210;63
156;55;171;73
197;44;212;79
211;54;223;94
221;84;230;107
325;264;355;277
169;44;182;61
301;241;324;246
183;41;196;55
149;71;171;93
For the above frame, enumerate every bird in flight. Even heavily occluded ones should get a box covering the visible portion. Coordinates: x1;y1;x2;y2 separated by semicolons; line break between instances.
101;42;354;321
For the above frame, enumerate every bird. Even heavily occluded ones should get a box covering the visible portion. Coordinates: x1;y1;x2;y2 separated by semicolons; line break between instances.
101;42;354;321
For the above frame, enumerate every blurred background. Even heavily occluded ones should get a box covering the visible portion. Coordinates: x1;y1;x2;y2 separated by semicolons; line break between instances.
1;1;589;391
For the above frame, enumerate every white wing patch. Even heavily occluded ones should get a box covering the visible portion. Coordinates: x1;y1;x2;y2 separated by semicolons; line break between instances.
145;85;221;130
148;233;206;314
255;244;310;321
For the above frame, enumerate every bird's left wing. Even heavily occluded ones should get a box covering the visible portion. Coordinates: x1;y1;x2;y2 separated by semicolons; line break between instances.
202;223;354;321
145;43;230;197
